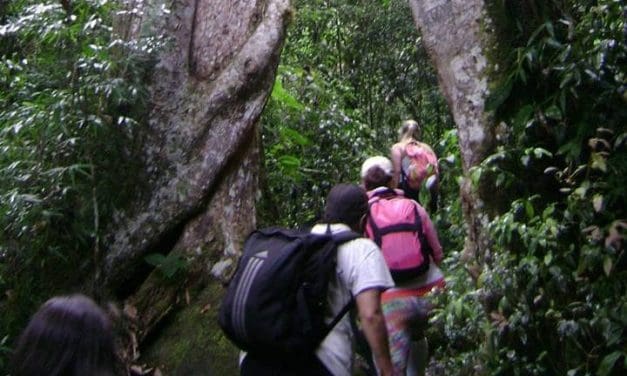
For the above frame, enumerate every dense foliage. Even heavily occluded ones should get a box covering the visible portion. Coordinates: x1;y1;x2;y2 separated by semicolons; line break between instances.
0;0;161;369
428;1;626;375
259;0;454;228
0;0;623;375
261;0;625;375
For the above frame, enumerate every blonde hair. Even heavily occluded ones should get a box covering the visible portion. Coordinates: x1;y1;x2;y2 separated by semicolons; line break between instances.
398;119;422;141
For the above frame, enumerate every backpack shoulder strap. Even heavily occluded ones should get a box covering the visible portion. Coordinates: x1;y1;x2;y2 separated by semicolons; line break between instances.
323;297;355;336
369;187;398;201
367;189;402;246
331;230;361;245
317;230;360;340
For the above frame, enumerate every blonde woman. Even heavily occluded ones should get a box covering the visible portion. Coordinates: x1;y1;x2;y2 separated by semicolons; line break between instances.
390;120;439;212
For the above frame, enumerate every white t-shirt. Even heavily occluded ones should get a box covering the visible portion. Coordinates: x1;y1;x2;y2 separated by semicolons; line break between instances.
311;223;395;376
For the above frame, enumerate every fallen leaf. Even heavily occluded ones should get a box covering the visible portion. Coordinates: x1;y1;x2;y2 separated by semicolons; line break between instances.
124;303;138;320
200;303;212;314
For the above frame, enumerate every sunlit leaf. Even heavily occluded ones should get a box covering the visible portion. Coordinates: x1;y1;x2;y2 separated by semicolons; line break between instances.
544;252;553;265
280;127;310;146
590;152;607;172
271;79;304;110
603;257;612;277
525;200;534;218
593;194;604;212
533;148;552;158
278;155;300;168
470;167;482;187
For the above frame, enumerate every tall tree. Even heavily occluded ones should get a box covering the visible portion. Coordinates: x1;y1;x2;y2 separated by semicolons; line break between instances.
408;0;495;265
409;1;626;374
101;0;291;372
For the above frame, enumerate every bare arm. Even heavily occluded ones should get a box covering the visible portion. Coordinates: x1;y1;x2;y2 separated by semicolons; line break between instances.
417;204;443;264
356;288;394;376
390;143;403;189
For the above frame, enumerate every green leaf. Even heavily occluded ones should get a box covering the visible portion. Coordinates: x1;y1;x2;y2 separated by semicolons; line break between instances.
485;80;513;111
573;181;590;199
528;22;550;45
513;105;534;129
597;351;622;376
544;105;562;120
557;141;581;161
590;152;607;172
278;155;301;169
544;252;553;266
160;255;187;278
533;148;552;159
280;127;310;146
144;253;166;267
542;205;555;219
495;173;505;187
271;79;304;110
603;257;612;277
525;200;534;218
593;194;604;212
470;167;482;187
144;253;186;278
454;299;463;317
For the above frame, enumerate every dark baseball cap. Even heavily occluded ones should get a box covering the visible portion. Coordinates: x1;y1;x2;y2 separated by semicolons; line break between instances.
323;184;368;225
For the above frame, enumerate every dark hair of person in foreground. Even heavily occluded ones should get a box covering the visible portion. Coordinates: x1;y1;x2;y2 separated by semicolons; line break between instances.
12;294;119;376
322;183;369;229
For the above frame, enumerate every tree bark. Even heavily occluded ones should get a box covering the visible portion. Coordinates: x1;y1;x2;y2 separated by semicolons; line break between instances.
102;0;291;371
104;0;291;293
408;0;496;265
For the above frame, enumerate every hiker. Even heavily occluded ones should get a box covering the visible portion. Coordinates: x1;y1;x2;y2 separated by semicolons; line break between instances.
391;119;439;212
361;156;445;376
11;294;120;376
237;183;395;376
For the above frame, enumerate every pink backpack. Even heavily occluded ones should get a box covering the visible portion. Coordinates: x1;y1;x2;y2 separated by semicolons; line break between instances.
365;189;431;282
403;141;439;190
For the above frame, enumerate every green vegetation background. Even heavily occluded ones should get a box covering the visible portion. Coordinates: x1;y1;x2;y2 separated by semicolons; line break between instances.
0;0;625;375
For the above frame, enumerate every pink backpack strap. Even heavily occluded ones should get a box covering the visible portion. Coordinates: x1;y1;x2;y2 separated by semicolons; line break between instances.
368;200;422;248
367;190;423;246
367;195;434;281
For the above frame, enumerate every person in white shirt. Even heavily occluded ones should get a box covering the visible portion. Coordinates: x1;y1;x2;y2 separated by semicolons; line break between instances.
240;184;395;376
312;184;395;376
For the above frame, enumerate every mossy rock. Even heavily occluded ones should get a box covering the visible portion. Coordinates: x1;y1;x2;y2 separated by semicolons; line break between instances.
139;281;239;375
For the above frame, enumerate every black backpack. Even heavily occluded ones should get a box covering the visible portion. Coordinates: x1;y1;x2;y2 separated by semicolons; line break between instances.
218;227;360;360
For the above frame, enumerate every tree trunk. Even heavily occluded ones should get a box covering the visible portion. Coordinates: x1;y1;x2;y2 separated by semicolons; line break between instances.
103;0;291;372
408;0;496;265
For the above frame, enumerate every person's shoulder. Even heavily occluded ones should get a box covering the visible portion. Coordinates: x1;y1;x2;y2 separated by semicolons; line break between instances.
338;237;379;256
391;140;408;150
343;238;388;266
416;141;436;153
343;236;377;247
